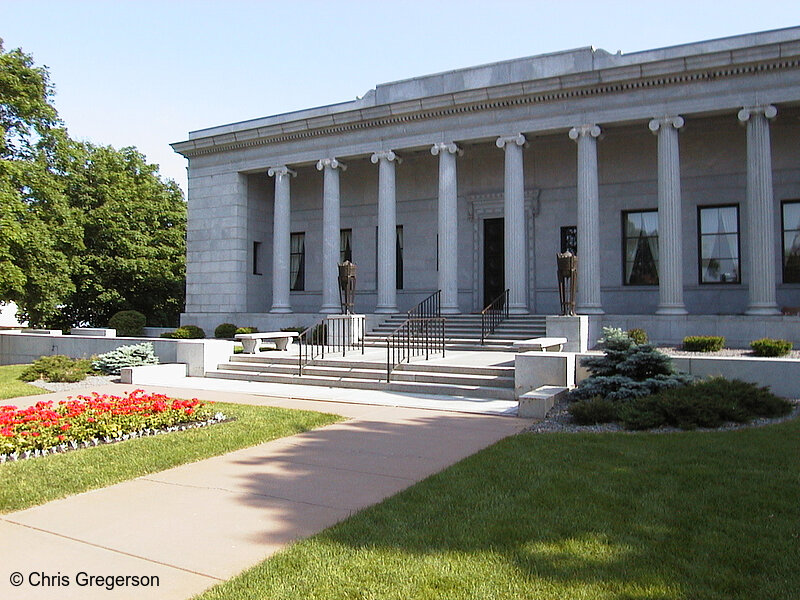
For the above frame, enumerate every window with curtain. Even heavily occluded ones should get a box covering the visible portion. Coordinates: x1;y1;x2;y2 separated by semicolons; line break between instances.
290;232;305;291
783;200;800;283
560;225;577;254
340;229;352;263
699;205;740;284
623;210;659;285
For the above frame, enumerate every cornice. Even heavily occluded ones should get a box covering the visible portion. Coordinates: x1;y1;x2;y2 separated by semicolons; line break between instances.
172;52;800;159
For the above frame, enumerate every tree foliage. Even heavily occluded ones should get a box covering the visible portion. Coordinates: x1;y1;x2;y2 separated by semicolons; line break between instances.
0;39;185;327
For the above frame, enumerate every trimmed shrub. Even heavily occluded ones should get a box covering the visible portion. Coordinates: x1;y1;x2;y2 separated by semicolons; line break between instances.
627;328;648;345
160;325;206;339
20;355;94;383
280;326;306;334
235;326;258;335
92;343;159;375
568;397;619;425
750;338;793;357
108;310;146;337
682;335;724;352
214;323;237;339
569;328;694;403
619;377;792;430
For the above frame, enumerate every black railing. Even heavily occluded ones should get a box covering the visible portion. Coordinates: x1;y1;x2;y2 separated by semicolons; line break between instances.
298;315;365;375
386;317;445;381
480;289;509;345
408;290;441;320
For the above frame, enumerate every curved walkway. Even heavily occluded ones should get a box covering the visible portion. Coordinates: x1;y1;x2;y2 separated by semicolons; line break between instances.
0;384;532;599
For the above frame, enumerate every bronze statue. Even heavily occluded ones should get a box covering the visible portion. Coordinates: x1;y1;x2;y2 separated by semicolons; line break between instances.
338;261;357;314
557;252;577;316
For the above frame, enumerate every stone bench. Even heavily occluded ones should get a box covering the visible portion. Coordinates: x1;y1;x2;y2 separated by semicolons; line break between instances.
518;385;569;419
234;332;298;354
513;336;568;352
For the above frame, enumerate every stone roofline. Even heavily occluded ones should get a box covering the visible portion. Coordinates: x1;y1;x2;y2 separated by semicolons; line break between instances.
171;26;800;158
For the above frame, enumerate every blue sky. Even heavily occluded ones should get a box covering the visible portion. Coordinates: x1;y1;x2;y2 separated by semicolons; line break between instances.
3;0;800;193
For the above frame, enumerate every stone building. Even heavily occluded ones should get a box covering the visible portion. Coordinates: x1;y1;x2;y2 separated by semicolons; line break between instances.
172;27;800;344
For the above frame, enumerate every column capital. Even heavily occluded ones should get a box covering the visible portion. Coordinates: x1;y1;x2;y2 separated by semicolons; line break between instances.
267;165;296;178
316;157;347;171
495;133;526;149
568;124;601;141
370;150;402;164
648;115;684;133
431;142;463;156
738;105;777;122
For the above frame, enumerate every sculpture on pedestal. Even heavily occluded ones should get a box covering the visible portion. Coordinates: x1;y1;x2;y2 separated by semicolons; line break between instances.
338;261;357;314
557;252;577;316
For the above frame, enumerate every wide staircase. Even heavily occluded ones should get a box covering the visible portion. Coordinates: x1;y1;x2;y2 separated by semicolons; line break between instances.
364;314;546;351
205;352;516;400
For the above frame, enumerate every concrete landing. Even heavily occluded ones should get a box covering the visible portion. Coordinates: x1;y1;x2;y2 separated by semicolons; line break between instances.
0;384;532;600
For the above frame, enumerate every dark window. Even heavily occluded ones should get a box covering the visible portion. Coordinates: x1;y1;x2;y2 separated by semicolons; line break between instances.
396;225;404;290
290;232;305;291
698;205;740;284
622;210;659;285
252;241;262;275
783;200;800;283
560;226;577;254
340;228;352;263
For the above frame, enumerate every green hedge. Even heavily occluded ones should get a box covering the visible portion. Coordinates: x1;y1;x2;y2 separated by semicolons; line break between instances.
19;356;94;383
682;335;724;352
108;310;146;337
750;338;793;357
160;325;206;339
214;323;237;339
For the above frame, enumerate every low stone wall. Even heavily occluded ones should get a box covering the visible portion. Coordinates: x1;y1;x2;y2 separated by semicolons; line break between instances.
0;332;179;366
601;314;800;348
574;352;800;398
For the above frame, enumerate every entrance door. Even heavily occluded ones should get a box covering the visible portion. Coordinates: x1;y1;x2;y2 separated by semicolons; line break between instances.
483;218;505;306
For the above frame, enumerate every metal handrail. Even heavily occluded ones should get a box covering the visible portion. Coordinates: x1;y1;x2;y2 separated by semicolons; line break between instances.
407;290;441;320
480;289;509;345
298;315;365;375
385;317;445;381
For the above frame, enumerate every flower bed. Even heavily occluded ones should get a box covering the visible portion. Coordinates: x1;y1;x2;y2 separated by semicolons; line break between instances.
0;389;226;460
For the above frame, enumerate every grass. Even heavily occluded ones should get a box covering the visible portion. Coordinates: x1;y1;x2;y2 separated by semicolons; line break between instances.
0;401;341;513
196;418;800;600
0;364;47;400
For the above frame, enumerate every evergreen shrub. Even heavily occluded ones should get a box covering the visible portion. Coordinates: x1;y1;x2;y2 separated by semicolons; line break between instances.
619;377;792;430
682;336;724;352
20;355;94;383
750;338;793;357
160;325;206;339
108;310;146;337
627;328;648;345
214;323;237;339
235;326;258;335
569;328;694;403
568;397;619;425
92;342;159;375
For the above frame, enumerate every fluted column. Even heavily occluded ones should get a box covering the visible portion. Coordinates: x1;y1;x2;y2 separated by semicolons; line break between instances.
649;116;687;315
372;150;401;313
431;142;462;314
496;134;528;314
317;157;347;313
569;125;604;314
267;165;296;313
739;105;780;315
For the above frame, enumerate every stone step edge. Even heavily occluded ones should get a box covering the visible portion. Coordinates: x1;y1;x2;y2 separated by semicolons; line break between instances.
517;385;569;419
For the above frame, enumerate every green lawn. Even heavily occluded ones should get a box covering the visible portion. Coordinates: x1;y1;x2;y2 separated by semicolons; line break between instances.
0;401;341;513
196;419;800;600
0;364;46;400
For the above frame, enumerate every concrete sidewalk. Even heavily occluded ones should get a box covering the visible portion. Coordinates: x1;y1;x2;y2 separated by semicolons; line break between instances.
0;385;532;599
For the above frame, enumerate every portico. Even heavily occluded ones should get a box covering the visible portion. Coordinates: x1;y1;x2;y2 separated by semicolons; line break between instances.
173;27;800;344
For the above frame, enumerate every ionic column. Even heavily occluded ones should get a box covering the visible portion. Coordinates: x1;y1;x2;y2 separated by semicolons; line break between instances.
739;105;780;315
568;125;604;314
371;150;401;313
649;116;688;315
496;134;528;314
267;165;296;313
431;142;462;314
317;157;347;313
